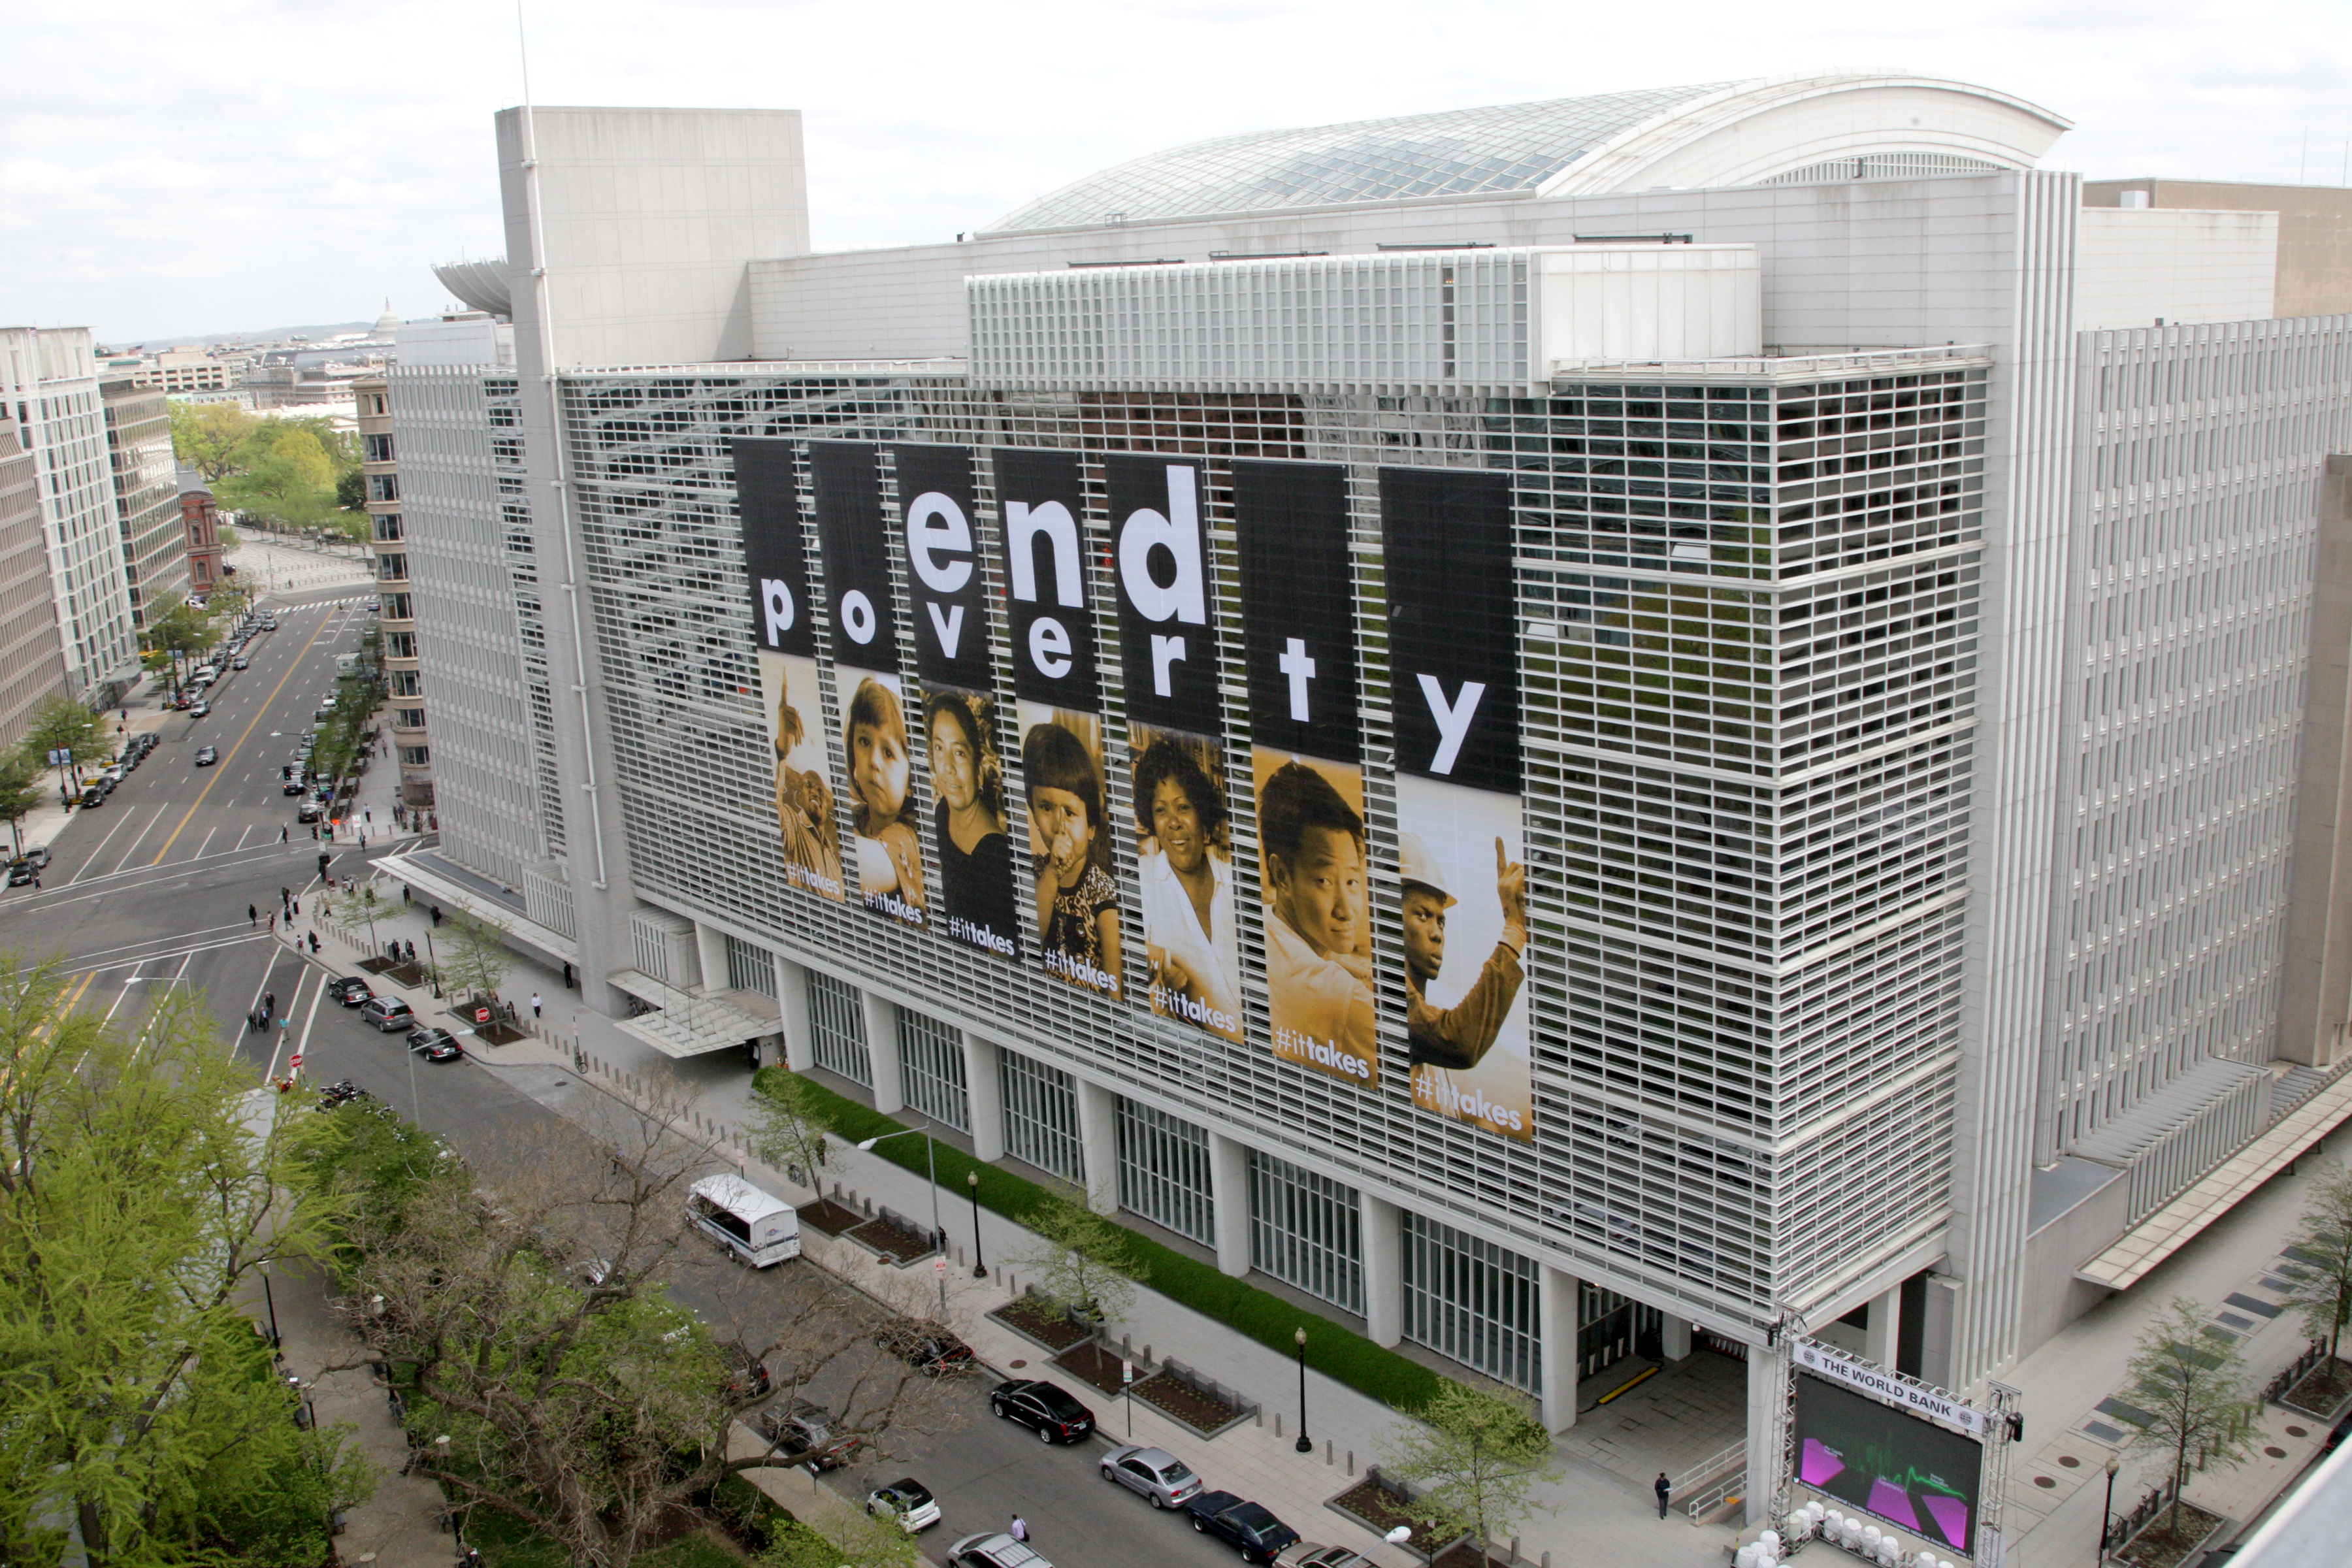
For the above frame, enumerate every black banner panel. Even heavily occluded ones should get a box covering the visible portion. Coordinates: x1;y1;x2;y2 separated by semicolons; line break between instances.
894;444;992;692
1795;1375;1983;1556
1105;453;1220;740
736;436;817;660
992;448;1099;709
736;437;843;900
812;442;924;930
1381;466;1531;1141
1234;461;1375;1086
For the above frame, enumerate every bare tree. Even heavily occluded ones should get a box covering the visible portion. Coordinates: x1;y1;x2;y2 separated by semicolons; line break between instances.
745;1068;839;1190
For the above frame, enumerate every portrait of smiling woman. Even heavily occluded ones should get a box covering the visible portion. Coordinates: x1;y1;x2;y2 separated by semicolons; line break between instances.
1133;728;1241;1041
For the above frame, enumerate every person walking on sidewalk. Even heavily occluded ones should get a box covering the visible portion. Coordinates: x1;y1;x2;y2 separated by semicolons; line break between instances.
1656;1472;1672;1519
531;992;542;1019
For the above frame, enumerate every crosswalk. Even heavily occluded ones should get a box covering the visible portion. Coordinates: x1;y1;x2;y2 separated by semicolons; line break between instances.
265;595;378;612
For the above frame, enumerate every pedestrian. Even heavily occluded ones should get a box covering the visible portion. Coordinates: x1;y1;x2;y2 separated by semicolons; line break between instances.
291;897;299;916
431;904;442;926
248;904;257;926
281;886;291;906
308;931;319;954
268;912;277;932
1656;1472;1672;1520
264;991;276;1014
1008;1516;1028;1543
403;883;412;904
364;809;371;825
531;992;542;1019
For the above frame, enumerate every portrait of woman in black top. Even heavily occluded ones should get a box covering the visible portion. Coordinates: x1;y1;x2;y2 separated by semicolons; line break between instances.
925;685;1019;956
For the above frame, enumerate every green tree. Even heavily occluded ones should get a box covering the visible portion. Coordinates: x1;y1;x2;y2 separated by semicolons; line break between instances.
336;468;367;512
146;601;221;696
757;1507;921;1568
1379;1382;1561;1567
2280;1161;2352;1362
0;956;376;1565
438;907;515;1001
0;751;41;854
2122;1296;2262;1541
1011;1188;1149;1324
167;400;261;482
20;693;108;792
746;1070;840;1188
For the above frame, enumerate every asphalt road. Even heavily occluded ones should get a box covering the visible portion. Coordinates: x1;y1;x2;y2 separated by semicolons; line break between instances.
0;586;1265;1568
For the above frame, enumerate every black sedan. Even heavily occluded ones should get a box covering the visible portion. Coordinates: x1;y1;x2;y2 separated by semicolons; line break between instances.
1181;1493;1299;1565
407;1027;462;1062
193;746;219;766
327;976;374;1006
989;1378;1094;1444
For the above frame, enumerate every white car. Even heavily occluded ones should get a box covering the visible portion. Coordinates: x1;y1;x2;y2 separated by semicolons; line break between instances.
188;701;210;717
231;656;249;670
949;1535;1051;1568
866;1477;941;1532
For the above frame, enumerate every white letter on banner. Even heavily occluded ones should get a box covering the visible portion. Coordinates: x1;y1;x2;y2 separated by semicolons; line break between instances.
1029;618;1073;679
1279;637;1317;721
906;492;973;594
1418;674;1486;776
1117;466;1205;625
1151;634;1188;696
840;590;877;645
1007;501;1083;607
760;578;795;645
927;602;966;658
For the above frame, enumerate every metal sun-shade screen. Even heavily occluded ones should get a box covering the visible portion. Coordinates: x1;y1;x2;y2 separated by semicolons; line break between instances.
1000;1051;1086;1184
1401;1211;1541;1392
725;934;779;998
897;1010;972;1132
805;968;872;1086
1249;1151;1364;1315
1115;1098;1215;1246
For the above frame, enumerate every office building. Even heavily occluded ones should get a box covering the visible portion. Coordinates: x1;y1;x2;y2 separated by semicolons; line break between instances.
390;77;2352;1537
0;411;71;752
178;468;225;598
100;376;189;630
1;327;142;706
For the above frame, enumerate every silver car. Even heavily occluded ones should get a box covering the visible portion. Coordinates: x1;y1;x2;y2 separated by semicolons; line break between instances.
1099;1443;1203;1509
949;1535;1052;1568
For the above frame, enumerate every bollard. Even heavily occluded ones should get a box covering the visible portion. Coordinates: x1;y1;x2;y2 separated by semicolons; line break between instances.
1325;1439;1333;1465
1510;1537;1520;1563
1275;1413;1283;1437
1347;1450;1354;1475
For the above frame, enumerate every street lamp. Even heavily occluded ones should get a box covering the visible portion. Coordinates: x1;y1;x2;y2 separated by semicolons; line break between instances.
2100;1452;2119;1561
1294;1326;1311;1454
856;1122;947;1318
967;1169;988;1279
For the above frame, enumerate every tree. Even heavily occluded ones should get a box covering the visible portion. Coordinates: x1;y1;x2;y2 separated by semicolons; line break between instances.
168;400;261;482
438;906;515;1000
1011;1188;1149;1325
2122;1296;2261;1541
335;881;391;956
146;601;221;695
747;1069;840;1188
20;693;108;794
757;1506;921;1568
2280;1161;2352;1362
0;955;376;1565
1379;1382;1561;1567
0;751;41;854
336;468;367;512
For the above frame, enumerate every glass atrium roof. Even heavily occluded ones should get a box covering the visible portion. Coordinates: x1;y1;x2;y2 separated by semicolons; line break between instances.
985;82;1738;233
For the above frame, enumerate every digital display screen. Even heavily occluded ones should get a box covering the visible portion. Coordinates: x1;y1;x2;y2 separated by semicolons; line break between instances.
1795;1372;1983;1554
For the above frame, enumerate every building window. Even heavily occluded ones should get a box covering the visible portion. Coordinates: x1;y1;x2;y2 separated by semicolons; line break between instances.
1000;1051;1083;1183
386;632;417;659
805;970;870;1086
392;707;425;730
367;472;399;503
898;1011;970;1132
378;555;408;582
723;935;777;998
1249;1152;1362;1314
374;514;404;542
389;670;421;696
399;745;429;766
1401;1213;1540;1392
380;593;412;620
365;393;387;416
1115;1098;1213;1245
363;433;395;463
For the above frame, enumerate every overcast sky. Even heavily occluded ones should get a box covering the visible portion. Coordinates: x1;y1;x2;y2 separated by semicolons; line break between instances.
4;0;2347;344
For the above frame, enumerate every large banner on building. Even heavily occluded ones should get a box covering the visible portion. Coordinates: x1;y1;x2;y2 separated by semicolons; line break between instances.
810;442;925;930
995;448;1122;999
1107;454;1241;1043
736;437;845;902
1233;459;1373;1085
1381;467;1533;1141
896;444;1018;960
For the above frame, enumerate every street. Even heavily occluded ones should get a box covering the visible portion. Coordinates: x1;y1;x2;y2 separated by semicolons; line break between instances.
0;583;1263;1568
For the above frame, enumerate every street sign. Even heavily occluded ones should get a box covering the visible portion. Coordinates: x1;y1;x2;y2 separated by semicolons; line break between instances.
288;1052;304;1073
474;1005;491;1024
45;749;70;766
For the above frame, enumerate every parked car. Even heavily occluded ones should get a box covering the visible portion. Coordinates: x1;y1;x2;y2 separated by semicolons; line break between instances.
990;1379;1095;1444
296;798;323;823
407;1026;461;1061
1099;1444;1202;1507
865;1477;942;1533
15;845;51;870
949;1534;1053;1568
231;656;249;670
720;1341;773;1403
7;861;37;886
1181;1493;1299;1565
876;1318;976;1377
360;996;415;1032
78;784;108;808
188;701;210;718
755;1399;862;1471
327;976;374;1006
1276;1548;1377;1568
193;747;218;766
261;617;278;630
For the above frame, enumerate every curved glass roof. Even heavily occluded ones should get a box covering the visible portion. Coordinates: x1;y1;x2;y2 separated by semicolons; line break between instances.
985;82;1738;234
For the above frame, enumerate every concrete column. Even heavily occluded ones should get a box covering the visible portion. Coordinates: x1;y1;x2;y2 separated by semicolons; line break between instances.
1360;1194;1404;1348
1862;1285;1901;1371
1661;1313;1694;1363
962;1034;1005;1162
1075;1078;1119;1211
693;921;728;995
1209;1132;1252;1277
1744;1345;1788;1527
773;956;812;1071
1538;1266;1580;1432
861;989;903;1114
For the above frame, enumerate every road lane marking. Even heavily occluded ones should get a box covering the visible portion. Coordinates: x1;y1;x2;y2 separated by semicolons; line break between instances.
235;825;253;851
66;801;151;885
104;803;175;877
149;604;339;866
191;826;218;862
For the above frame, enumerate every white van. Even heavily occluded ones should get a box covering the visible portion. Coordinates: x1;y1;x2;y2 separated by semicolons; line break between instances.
687;1174;800;1267
335;652;360;675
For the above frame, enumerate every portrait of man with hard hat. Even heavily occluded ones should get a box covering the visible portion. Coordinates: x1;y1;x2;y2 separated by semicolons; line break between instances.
1399;830;1529;1071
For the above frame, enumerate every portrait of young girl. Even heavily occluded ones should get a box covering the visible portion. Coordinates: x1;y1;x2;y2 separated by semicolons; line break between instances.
926;684;1018;956
845;672;925;924
1022;710;1120;996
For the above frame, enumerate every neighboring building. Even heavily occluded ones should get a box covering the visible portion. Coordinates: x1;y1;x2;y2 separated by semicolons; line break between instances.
392;80;2352;1548
2086;178;2352;321
0;410;70;751
357;372;430;805
0;327;141;705
137;348;234;393
177;467;225;596
100;376;189;630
